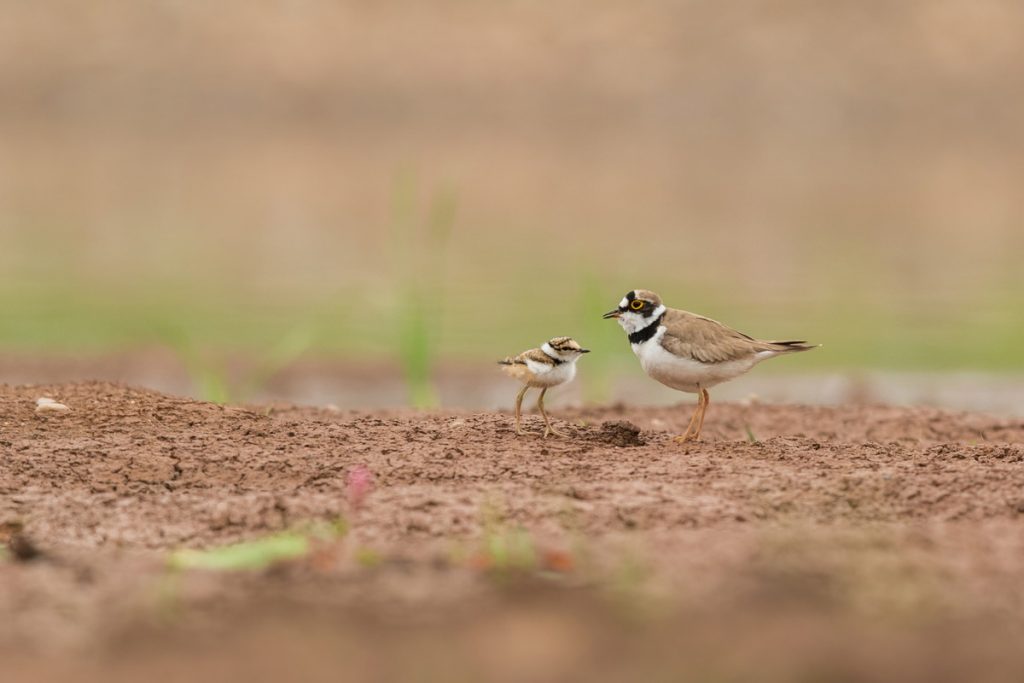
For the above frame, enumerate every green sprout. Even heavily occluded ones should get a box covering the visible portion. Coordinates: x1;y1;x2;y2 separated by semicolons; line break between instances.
162;324;315;404
745;424;759;444
577;270;621;403
164;328;232;404
167;521;346;572
168;533;311;572
354;547;383;568
237;325;316;400
481;525;538;574
390;172;458;408
470;502;541;576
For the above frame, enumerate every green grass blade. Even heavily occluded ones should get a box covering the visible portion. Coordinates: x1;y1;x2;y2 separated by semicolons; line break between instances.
168;533;310;571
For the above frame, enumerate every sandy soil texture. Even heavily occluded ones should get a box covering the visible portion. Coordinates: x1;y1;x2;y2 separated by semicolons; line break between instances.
3;382;1024;682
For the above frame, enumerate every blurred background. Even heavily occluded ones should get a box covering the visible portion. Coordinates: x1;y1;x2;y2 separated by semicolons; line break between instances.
3;0;1023;411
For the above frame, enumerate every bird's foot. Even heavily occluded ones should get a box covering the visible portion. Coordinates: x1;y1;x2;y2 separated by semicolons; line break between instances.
673;432;699;443
543;425;569;439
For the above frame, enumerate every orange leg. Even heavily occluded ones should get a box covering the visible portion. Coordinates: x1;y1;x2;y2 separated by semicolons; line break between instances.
693;388;710;440
674;388;706;443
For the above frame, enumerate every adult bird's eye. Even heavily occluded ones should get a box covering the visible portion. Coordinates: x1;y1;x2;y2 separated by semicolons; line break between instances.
630;300;644;310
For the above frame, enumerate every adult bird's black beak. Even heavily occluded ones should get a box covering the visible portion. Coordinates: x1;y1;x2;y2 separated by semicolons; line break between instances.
602;309;621;319
579;348;591;353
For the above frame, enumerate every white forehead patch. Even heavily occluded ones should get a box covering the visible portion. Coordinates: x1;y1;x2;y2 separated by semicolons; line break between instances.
619;297;629;308
616;304;666;335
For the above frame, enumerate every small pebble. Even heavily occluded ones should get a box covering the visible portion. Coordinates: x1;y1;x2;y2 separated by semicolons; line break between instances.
35;397;71;414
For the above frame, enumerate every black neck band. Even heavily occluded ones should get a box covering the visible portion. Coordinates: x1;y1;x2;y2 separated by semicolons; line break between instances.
628;314;664;344
542;349;565;365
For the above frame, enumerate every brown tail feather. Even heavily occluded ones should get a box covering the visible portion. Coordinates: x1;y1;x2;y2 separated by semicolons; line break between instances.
767;340;819;353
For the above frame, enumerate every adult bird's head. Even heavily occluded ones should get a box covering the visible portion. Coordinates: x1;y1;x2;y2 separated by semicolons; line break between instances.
603;289;665;334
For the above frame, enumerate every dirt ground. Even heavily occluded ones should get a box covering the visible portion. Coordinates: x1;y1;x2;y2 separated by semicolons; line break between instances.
4;382;1024;682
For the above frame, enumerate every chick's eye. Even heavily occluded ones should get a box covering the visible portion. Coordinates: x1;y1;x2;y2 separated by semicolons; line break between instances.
630;300;644;311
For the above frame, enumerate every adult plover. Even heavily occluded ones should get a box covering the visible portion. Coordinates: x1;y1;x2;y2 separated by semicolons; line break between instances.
498;336;589;437
604;289;816;442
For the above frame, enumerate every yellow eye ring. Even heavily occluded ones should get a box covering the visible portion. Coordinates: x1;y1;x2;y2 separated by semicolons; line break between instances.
630;300;644;310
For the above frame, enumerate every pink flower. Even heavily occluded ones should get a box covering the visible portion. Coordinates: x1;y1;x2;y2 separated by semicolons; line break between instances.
345;465;374;511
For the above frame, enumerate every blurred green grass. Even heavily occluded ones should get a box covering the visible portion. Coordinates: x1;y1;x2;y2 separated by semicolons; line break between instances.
5;0;1024;390
3;276;1022;372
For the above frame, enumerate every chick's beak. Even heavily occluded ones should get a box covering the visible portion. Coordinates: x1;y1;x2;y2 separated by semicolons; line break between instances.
579;348;591;354
602;309;621;320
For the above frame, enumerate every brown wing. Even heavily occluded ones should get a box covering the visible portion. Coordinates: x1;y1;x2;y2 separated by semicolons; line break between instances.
498;347;557;380
658;309;779;363
520;348;559;366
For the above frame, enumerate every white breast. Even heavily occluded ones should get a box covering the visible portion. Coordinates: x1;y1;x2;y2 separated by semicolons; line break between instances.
524;358;577;388
632;327;767;393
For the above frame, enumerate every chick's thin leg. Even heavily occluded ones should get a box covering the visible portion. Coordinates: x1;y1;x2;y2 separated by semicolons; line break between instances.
514;385;530;436
538;388;567;438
